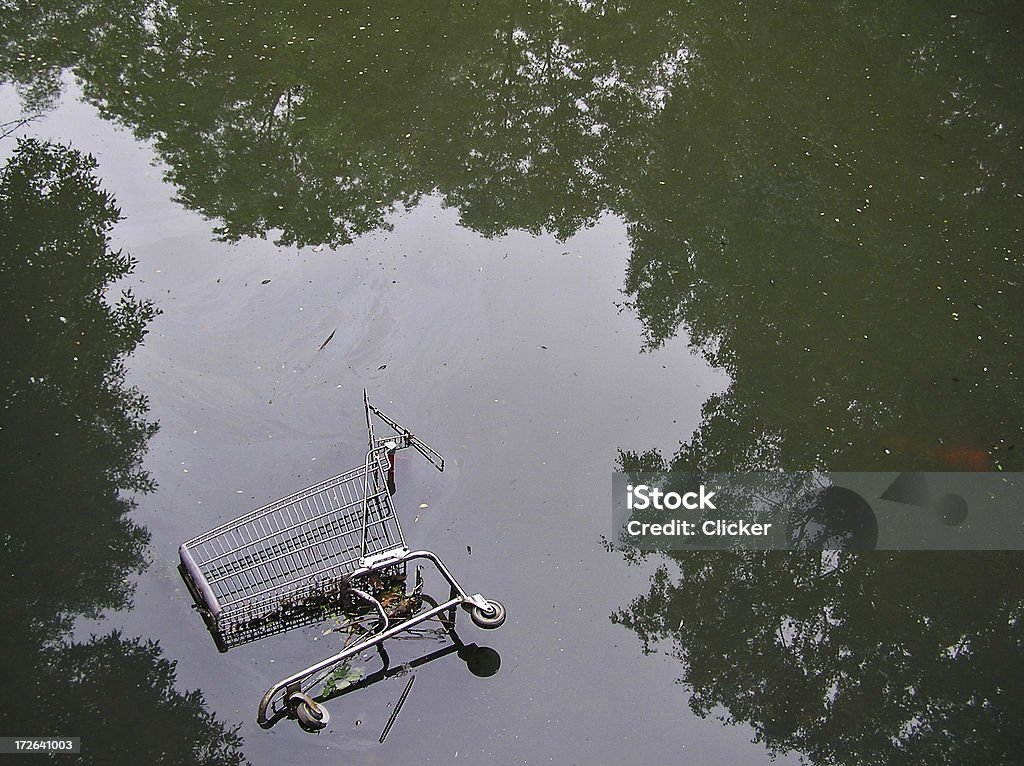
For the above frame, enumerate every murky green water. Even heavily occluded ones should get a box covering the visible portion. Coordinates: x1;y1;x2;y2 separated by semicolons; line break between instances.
2;2;1022;764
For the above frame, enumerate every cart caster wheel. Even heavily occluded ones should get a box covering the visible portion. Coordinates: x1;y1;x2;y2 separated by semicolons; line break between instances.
290;692;330;731
470;599;506;629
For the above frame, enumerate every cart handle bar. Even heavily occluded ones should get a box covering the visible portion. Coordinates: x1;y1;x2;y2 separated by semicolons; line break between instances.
364;391;445;473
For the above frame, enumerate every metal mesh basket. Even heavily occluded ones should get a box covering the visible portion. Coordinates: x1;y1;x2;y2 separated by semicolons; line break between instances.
179;446;406;650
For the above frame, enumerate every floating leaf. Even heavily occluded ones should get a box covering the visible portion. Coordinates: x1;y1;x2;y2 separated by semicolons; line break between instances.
322;662;364;696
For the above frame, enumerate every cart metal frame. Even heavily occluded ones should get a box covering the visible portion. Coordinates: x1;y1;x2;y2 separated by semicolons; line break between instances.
178;391;505;730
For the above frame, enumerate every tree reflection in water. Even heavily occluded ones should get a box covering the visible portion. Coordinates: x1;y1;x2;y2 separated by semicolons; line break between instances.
1;1;1018;467
2;3;1023;762
611;545;1024;765
0;139;247;765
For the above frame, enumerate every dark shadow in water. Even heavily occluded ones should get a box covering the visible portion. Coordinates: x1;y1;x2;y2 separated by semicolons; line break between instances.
0;138;248;764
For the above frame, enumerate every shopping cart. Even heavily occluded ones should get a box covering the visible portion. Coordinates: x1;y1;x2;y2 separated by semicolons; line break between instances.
178;391;505;730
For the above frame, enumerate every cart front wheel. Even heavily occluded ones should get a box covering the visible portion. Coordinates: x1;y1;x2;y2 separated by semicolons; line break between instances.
470;599;506;629
290;692;330;731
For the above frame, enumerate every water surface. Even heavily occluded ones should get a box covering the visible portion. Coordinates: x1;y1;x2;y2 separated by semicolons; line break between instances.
1;2;1021;763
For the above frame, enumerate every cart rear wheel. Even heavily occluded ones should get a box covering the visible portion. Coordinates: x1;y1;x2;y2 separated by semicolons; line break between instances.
290;692;330;731
470;599;506;629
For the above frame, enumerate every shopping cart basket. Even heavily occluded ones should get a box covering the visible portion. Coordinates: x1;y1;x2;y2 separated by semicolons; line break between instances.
178;391;505;730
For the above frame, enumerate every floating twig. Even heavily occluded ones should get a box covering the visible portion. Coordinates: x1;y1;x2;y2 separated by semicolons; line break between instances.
317;328;337;352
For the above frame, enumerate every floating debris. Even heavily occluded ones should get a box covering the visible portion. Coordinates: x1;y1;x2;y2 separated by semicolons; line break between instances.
321;662;364;697
229;568;422;639
317;329;337;352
